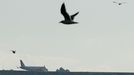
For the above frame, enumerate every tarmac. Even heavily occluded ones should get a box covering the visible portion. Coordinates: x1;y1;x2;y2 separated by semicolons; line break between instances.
0;70;134;75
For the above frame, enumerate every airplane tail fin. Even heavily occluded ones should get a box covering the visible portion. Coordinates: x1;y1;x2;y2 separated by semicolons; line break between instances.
20;60;25;67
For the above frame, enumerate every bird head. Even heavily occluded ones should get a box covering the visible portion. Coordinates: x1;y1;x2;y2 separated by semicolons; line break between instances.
59;20;64;23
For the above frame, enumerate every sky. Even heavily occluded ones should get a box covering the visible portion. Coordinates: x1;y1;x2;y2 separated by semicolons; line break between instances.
0;0;134;72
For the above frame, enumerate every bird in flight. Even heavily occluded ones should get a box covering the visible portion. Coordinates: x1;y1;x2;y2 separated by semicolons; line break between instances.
113;1;127;5
11;50;16;54
60;3;79;25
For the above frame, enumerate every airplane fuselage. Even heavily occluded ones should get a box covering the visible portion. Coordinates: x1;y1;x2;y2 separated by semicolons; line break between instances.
20;66;47;72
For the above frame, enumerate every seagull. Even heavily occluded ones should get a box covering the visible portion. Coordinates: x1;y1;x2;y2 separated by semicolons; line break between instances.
113;1;126;5
11;50;16;54
60;3;79;24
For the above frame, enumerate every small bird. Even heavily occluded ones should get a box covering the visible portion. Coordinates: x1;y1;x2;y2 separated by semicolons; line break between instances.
11;50;16;54
60;3;79;25
113;1;126;5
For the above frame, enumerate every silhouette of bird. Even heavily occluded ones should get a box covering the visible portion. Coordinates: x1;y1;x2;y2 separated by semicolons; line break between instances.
60;3;79;24
113;1;126;5
11;50;16;54
16;66;20;69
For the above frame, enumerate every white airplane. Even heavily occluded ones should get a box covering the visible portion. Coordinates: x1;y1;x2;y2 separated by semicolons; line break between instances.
19;60;48;72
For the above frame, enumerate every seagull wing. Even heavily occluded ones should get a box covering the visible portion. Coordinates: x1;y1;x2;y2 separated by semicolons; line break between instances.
71;12;79;20
61;3;71;21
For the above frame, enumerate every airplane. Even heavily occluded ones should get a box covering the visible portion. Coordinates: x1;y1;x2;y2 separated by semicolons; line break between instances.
19;60;48;72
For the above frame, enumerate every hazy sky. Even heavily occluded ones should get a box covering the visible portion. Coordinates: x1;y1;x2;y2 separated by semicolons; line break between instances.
0;0;134;72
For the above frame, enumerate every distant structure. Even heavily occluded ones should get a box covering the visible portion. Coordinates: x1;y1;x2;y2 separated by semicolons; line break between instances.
19;60;48;72
56;67;70;72
11;50;16;54
60;3;79;24
113;1;127;5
